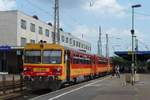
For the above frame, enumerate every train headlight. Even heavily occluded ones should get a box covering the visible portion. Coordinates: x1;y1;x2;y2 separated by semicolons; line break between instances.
56;68;61;72
23;67;32;72
23;67;27;71
52;68;62;75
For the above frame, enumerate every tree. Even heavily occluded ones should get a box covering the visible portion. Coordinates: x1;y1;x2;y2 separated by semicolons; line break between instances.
111;56;131;72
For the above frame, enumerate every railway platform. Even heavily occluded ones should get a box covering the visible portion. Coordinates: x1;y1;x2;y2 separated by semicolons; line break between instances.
30;74;150;100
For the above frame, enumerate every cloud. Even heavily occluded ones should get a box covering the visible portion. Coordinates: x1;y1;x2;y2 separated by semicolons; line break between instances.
71;24;146;53
0;0;16;11
83;0;124;16
60;0;84;9
71;24;97;41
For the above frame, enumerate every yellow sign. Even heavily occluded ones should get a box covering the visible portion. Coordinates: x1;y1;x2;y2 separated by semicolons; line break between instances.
33;68;49;72
128;51;133;55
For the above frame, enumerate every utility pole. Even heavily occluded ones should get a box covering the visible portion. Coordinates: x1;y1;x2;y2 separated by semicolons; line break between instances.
135;37;138;73
53;0;60;44
97;26;102;56
131;4;141;85
106;34;109;58
135;38;138;51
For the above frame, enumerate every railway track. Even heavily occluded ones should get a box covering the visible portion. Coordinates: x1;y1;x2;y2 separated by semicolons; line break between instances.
0;80;24;100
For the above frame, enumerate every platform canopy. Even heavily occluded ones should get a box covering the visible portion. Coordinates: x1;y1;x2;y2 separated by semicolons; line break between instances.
114;51;150;61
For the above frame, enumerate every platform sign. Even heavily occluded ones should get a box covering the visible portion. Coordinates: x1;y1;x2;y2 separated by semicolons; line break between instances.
128;51;133;55
0;46;11;52
0;45;11;74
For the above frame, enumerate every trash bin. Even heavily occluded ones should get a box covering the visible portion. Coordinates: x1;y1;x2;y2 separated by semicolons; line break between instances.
125;73;140;84
125;73;131;83
135;74;140;82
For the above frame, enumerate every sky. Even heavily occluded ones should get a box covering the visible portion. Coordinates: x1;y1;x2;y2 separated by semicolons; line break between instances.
0;0;150;56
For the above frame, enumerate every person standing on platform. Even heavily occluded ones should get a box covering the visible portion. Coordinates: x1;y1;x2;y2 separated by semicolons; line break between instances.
115;65;120;78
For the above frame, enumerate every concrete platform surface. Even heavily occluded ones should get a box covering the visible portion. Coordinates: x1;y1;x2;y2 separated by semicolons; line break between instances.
30;74;150;100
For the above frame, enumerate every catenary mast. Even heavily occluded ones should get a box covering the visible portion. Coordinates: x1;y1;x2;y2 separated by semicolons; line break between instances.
97;26;102;56
53;0;60;44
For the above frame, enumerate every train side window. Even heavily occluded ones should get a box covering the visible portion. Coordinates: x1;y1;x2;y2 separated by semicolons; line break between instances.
89;60;91;64
81;59;84;64
73;58;76;64
85;60;88;64
98;61;101;64
80;59;82;64
73;58;79;64
64;54;68;63
75;59;77;64
83;59;86;64
85;60;87;64
88;59;90;64
80;58;84;64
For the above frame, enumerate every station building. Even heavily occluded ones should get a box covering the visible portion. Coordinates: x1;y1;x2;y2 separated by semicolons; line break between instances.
0;10;91;74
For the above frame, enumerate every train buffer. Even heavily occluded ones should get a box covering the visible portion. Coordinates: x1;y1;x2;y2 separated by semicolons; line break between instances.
30;74;150;100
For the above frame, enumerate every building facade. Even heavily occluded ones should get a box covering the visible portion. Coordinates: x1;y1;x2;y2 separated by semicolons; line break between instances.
0;10;91;53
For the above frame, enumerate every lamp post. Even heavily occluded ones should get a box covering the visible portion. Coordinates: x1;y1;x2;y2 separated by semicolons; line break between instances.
131;4;141;85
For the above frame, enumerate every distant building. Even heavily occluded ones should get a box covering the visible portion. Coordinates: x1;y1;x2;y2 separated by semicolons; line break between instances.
0;10;91;52
0;10;91;74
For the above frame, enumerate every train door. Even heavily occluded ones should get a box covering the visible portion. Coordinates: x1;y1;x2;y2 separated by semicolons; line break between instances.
65;50;70;81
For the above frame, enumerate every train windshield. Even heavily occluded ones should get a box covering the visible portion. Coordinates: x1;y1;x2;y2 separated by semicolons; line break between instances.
43;50;62;64
24;51;41;64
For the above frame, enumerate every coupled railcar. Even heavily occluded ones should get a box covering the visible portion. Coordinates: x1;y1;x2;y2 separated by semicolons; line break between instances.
22;43;112;90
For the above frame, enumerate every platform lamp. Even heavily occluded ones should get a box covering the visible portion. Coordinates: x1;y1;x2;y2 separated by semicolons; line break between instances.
131;4;141;85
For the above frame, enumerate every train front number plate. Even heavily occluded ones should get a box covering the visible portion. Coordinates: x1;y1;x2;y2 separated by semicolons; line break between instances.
33;68;49;72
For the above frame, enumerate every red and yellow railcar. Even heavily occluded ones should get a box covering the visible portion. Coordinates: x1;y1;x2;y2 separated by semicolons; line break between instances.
22;43;112;90
93;55;112;76
69;50;94;82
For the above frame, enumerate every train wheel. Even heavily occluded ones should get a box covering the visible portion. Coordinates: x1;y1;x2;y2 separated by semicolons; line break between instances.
89;74;94;80
73;78;77;84
51;81;62;91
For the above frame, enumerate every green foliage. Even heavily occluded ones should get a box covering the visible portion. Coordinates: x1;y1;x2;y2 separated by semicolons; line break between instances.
111;56;131;72
111;56;131;66
111;56;150;73
146;61;150;72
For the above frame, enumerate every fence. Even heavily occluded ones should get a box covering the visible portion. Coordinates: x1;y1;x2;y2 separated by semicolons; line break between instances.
0;74;24;95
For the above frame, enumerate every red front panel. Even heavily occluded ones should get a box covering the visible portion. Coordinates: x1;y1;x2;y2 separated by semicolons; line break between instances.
23;65;63;76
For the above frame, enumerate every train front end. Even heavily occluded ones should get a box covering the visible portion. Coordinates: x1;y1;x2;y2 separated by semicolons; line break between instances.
22;43;65;90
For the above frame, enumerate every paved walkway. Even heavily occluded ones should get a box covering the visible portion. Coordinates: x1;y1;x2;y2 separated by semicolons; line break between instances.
30;74;150;100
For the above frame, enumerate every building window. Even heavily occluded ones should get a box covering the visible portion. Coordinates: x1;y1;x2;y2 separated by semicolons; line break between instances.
30;39;35;43
81;44;84;48
86;46;88;50
73;40;75;46
21;37;26;46
66;37;68;43
88;47;90;50
39;26;43;34
30;23;35;32
79;42;81;47
61;35;65;42
21;19;27;29
84;45;86;49
45;29;49;37
70;38;72;44
76;41;78;47
51;32;54;38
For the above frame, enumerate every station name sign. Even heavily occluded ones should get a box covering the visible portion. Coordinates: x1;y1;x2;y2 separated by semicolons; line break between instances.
0;45;11;52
